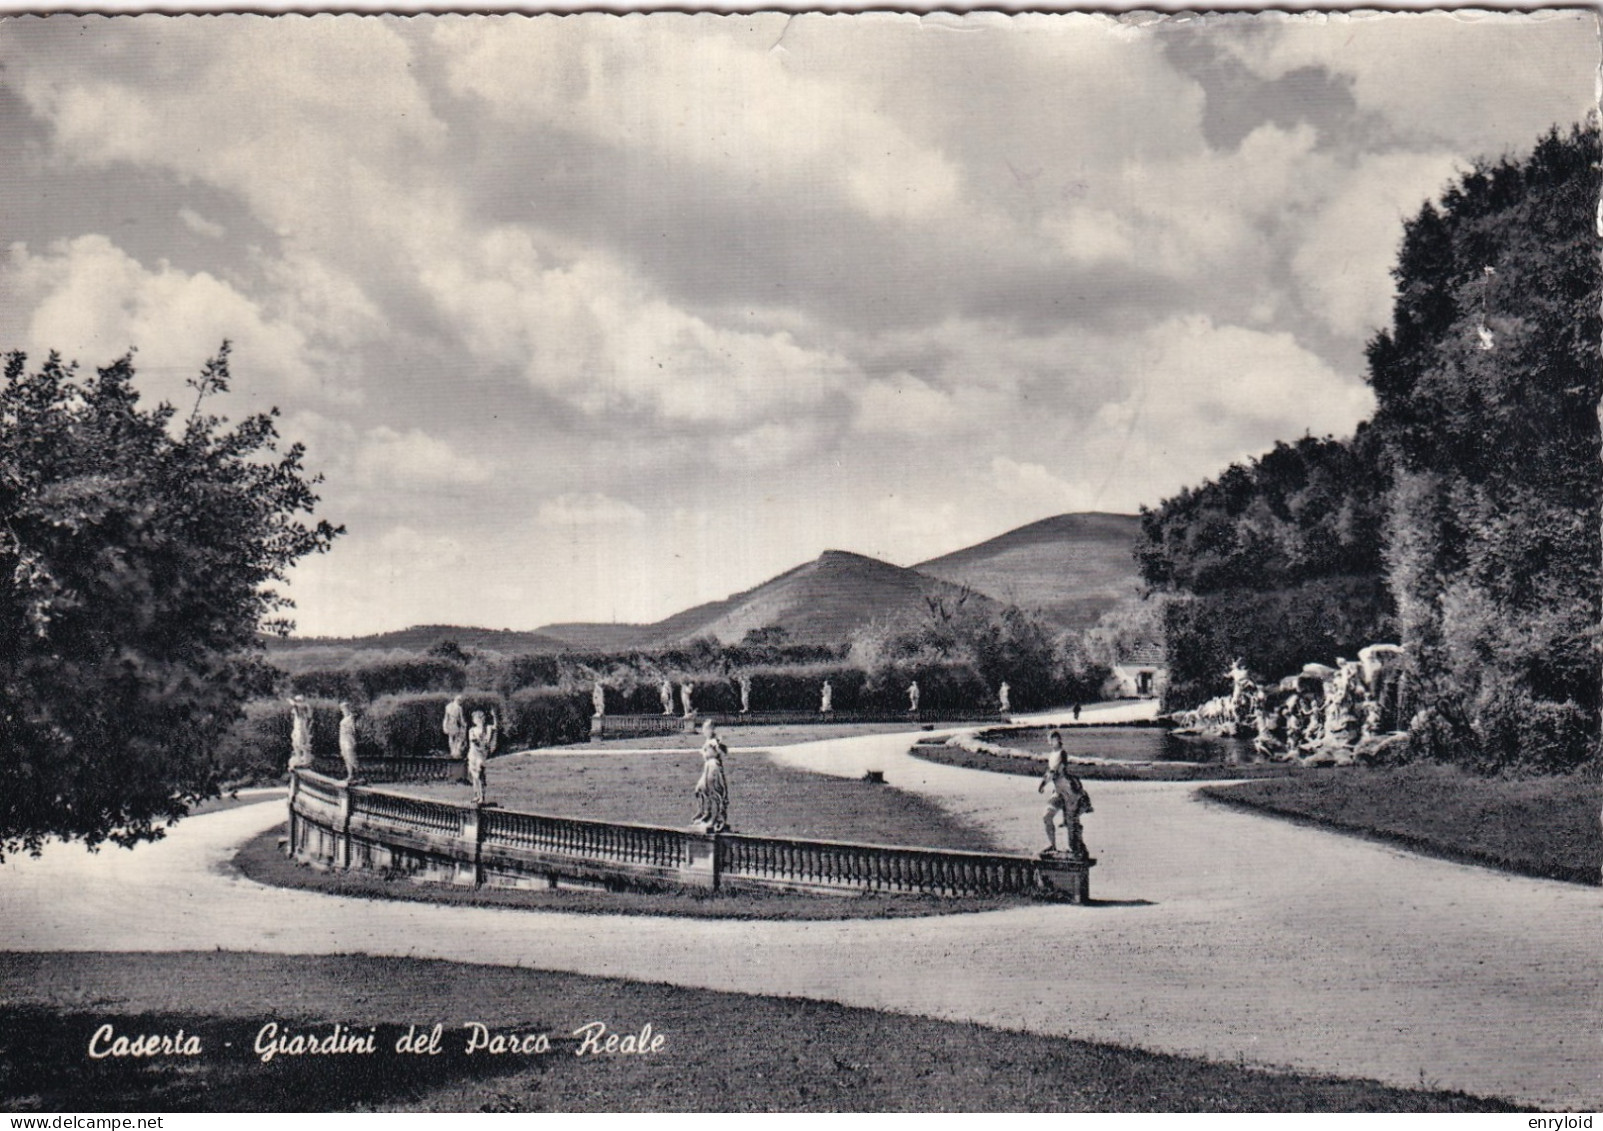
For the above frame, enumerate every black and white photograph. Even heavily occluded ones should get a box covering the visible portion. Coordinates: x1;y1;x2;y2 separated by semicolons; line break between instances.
0;8;1598;1115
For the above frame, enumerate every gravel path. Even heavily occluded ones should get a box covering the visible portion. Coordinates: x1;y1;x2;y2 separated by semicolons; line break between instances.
2;700;1597;1110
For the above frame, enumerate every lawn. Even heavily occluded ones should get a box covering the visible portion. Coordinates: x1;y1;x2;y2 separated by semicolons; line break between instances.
1202;763;1601;885
910;739;1299;782
0;951;1523;1113
392;747;995;850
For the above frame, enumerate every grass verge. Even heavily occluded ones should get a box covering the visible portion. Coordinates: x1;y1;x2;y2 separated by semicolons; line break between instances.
0;951;1523;1113
1201;763;1600;885
909;740;1300;782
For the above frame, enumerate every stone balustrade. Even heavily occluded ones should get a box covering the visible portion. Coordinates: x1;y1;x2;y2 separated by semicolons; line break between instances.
287;769;1090;902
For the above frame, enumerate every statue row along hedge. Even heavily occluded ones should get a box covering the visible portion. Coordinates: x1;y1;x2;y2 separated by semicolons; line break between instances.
599;661;999;715
281;654;1043;713
214;687;590;782
280;643;850;704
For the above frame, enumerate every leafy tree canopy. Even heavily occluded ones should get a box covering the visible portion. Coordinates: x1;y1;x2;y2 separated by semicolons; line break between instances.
1134;430;1390;596
1369;123;1600;770
0;345;342;858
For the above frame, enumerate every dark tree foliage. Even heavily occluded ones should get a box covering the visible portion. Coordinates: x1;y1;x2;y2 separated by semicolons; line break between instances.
0;345;342;857
1134;430;1390;596
1160;576;1396;713
1368;124;1601;771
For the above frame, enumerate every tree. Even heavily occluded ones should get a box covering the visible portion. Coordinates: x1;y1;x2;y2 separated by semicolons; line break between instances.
1367;124;1600;770
0;345;342;858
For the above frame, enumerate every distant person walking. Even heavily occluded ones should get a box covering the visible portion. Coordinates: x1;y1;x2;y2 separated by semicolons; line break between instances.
1039;730;1092;858
443;694;468;760
467;708;498;806
1072;702;1082;722
338;700;361;782
286;695;315;771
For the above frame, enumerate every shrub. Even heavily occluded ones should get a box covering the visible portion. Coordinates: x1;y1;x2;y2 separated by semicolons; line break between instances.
212;697;347;784
287;668;361;702
353;657;467;700
366;692;504;759
506;687;592;749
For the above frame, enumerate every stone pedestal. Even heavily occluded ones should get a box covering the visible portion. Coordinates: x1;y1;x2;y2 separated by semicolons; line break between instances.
1036;853;1095;903
682;832;719;890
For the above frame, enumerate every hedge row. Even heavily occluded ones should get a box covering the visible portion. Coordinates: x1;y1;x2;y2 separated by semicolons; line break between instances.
595;661;999;716
286;657;468;702
213;687;592;781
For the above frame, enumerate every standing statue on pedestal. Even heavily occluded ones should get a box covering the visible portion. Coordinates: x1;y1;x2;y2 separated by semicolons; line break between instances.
467;708;498;805
907;681;920;713
820;680;833;713
660;679;675;716
591;680;606;717
338;700;361;782
443;694;468;760
739;674;752;715
681;682;696;718
691;719;729;833
998;681;1011;714
286;695;315;770
1039;730;1092;859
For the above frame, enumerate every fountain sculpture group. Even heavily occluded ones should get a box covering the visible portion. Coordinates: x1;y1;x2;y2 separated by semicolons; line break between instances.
1172;644;1410;765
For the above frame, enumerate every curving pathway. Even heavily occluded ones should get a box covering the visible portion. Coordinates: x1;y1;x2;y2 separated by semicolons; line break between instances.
2;703;1598;1110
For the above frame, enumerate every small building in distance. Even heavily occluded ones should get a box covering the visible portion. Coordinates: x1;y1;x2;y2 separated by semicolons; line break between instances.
1109;645;1167;699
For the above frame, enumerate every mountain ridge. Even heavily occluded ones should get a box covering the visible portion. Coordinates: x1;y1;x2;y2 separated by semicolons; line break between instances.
276;512;1143;652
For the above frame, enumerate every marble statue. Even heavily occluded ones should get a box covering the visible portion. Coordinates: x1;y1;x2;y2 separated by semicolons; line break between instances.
681;682;695;718
338;700;360;781
739;674;751;715
691;719;730;833
467;708;498;805
820;680;833;713
443;694;468;759
591;680;606;717
287;695;315;769
998;682;1011;714
907;681;920;712
1038;730;1091;858
660;679;675;716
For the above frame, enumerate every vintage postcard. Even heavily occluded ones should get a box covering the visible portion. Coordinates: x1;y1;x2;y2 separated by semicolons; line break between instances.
0;8;1598;1116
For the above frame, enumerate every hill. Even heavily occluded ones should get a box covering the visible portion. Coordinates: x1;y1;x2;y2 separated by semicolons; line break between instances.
539;550;991;649
264;624;572;655
914;512;1141;632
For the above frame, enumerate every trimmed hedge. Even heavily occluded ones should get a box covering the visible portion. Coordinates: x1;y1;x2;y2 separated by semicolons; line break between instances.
507;686;592;749
213;697;350;782
367;692;505;759
216;686;594;780
286;657;468;703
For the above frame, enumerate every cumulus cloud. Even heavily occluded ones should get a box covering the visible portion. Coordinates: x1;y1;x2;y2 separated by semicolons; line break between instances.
2;234;329;409
1221;11;1597;153
353;427;492;489
536;493;648;528
178;207;225;240
0;13;1584;635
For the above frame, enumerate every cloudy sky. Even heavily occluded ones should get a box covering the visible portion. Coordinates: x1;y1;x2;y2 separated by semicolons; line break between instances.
0;12;1595;636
